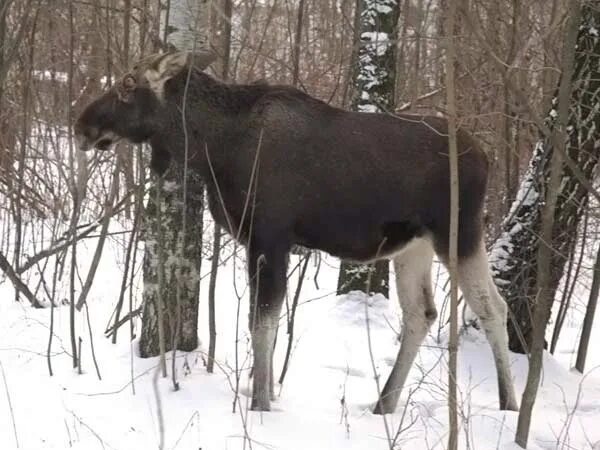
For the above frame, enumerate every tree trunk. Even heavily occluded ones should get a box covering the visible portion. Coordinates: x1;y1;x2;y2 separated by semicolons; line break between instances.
490;2;600;354
291;0;306;86
444;0;459;447
575;240;600;373
139;0;210;358
336;0;401;298
206;0;232;374
515;3;581;445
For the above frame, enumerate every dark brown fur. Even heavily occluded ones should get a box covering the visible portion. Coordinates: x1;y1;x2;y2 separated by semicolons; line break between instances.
75;57;490;411
76;67;488;261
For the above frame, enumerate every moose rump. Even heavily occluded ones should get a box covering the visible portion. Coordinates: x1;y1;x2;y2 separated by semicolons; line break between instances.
74;51;518;414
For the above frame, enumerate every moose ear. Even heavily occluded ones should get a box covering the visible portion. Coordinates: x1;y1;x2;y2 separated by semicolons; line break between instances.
142;50;217;99
155;52;190;80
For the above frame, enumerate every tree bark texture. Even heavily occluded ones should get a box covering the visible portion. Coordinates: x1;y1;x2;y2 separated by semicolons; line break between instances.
444;0;460;447
490;2;600;354
337;0;400;298
139;0;210;357
139;166;205;356
515;2;581;444
575;240;600;373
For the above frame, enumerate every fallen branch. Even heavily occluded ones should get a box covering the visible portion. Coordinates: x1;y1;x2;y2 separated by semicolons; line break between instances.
104;306;143;338
0;250;44;308
17;191;136;275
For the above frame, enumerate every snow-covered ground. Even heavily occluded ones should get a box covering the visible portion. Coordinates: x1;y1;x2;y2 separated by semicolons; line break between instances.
1;233;600;450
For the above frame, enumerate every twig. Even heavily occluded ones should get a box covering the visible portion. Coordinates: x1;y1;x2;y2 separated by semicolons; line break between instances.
75;160;120;311
364;239;393;448
278;252;310;384
156;175;167;378
0;250;43;308
78;337;83;375
67;409;115;450
111;189;141;343
104;307;143;338
170;410;199;450
0;361;19;448
17;192;135;275
459;2;600;206
47;278;55;376
84;302;102;380
207;225;222;373
153;364;165;450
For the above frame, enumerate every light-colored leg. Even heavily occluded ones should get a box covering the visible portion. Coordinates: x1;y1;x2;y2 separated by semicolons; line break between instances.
270;323;279;401
247;245;288;411
374;238;437;414
457;241;519;411
251;310;280;410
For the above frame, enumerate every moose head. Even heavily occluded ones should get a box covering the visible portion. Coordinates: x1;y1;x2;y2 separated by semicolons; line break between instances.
74;51;217;155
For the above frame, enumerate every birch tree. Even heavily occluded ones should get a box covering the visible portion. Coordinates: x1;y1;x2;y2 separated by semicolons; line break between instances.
139;0;211;357
337;0;400;298
489;1;600;354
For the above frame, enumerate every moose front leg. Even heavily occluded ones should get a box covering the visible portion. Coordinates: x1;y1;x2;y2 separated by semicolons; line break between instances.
247;244;288;411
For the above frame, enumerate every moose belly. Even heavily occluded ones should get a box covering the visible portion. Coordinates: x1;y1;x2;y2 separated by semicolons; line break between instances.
294;217;426;263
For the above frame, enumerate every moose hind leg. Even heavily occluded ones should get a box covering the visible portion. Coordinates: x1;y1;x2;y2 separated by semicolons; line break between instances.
457;241;518;411
374;238;437;415
248;244;288;411
251;312;280;410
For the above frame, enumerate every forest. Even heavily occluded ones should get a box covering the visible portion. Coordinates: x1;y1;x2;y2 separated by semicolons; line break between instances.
1;0;600;449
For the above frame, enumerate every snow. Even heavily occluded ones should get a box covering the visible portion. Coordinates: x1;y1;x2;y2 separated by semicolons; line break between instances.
2;233;600;450
360;32;392;57
32;71;111;88
354;1;397;113
361;0;397;26
358;104;378;113
33;70;68;83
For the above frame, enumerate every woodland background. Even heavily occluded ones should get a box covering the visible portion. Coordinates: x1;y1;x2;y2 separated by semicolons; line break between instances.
1;0;600;449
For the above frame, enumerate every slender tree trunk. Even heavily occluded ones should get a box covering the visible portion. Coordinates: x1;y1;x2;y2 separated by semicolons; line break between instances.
207;0;232;374
575;241;600;373
67;0;78;370
139;0;210;358
0;0;6;179
336;0;401;299
119;0;135;218
206;226;220;373
410;0;423;106
0;0;5;98
490;1;600;354
445;0;459;447
550;209;587;354
291;0;306;86
341;0;361;108
515;2;582;446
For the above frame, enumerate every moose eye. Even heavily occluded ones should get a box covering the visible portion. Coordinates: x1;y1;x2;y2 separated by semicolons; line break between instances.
122;74;136;90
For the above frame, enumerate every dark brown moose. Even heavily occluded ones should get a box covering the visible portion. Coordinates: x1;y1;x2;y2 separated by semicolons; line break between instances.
75;51;518;414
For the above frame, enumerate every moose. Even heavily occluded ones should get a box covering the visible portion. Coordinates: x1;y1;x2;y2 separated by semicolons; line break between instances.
75;51;518;414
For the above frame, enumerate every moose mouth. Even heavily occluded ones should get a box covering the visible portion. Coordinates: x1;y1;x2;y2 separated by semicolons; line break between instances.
95;138;115;150
76;132;121;152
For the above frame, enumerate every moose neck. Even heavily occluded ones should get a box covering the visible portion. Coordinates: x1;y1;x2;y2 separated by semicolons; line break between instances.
160;70;266;176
